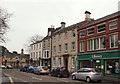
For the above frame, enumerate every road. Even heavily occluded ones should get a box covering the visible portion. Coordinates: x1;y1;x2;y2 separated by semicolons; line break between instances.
1;69;119;84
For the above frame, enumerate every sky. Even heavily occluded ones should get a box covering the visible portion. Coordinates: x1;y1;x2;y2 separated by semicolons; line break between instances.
0;0;119;54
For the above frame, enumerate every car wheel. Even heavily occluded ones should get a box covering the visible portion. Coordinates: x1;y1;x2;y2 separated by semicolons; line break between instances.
97;80;102;83
72;75;76;80
86;77;91;83
58;74;61;78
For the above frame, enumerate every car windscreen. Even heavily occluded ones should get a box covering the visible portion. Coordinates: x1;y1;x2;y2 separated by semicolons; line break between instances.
42;67;49;70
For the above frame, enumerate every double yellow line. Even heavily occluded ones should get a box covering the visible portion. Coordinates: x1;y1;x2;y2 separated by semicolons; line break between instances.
4;73;14;84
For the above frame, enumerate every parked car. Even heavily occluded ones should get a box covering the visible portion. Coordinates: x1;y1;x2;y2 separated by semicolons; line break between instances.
50;67;69;78
20;65;29;72
27;66;37;73
0;65;6;69
6;65;13;69
72;68;103;83
34;66;50;75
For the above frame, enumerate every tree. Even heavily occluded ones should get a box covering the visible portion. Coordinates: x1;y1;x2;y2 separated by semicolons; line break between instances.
0;8;11;43
29;34;44;44
24;34;44;53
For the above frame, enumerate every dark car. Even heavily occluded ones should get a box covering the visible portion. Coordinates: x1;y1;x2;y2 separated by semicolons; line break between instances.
50;67;69;78
20;65;29;72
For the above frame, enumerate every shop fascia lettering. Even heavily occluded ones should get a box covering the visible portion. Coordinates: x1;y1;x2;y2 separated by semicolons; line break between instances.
92;55;102;58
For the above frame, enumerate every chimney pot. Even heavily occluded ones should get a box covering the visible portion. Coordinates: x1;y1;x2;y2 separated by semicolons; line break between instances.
85;11;91;21
61;22;66;28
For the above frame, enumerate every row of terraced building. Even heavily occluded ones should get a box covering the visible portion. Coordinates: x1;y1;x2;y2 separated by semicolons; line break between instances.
29;11;120;78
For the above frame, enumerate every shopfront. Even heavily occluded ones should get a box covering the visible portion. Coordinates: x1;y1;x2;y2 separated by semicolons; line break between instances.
78;50;120;78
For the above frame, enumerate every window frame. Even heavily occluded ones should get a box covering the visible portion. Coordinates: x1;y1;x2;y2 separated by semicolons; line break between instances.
97;23;106;33
109;20;118;30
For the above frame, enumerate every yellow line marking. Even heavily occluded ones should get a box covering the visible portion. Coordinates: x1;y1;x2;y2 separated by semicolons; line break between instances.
8;77;14;84
4;73;14;84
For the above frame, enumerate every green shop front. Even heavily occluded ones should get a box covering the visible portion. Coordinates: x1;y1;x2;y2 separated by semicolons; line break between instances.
78;50;120;78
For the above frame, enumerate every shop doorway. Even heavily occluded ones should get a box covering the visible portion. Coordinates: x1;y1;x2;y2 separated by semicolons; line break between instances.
94;60;101;72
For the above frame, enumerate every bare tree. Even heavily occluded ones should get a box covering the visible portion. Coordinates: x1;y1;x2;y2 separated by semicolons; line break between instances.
29;34;44;44
0;8;11;43
24;34;44;53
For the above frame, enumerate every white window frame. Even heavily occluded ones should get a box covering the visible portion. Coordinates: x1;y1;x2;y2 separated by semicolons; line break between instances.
97;23;106;33
109;20;118;30
80;30;85;38
80;41;85;52
71;57;75;68
87;27;94;36
110;34;118;48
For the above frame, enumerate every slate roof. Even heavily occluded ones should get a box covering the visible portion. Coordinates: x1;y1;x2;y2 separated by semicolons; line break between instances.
78;11;120;29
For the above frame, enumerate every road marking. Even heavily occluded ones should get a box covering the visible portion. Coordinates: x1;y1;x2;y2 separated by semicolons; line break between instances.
4;73;28;82
32;77;42;81
8;77;14;84
4;73;14;84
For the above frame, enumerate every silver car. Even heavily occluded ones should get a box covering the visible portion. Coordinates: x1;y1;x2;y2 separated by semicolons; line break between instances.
72;68;103;83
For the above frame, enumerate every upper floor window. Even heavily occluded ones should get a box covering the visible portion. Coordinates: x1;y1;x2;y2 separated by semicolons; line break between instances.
71;42;75;51
53;36;56;41
72;30;76;37
87;37;106;51
109;20;117;30
110;34;118;48
48;39;50;46
54;46;56;53
39;43;41;49
87;27;94;35
80;41;85;52
64;32;68;39
97;24;106;33
58;34;61;40
65;43;68;51
80;30;85;38
58;45;62;52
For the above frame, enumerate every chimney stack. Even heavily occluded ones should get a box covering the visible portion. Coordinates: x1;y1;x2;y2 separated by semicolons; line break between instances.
85;11;91;21
61;22;66;29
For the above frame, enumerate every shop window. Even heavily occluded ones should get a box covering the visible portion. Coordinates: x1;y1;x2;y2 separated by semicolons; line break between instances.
71;57;75;68
110;34;118;48
87;27;94;35
58;58;61;67
97;24;106;33
80;30;85;38
53;58;56;67
109;20;117;30
106;59;119;74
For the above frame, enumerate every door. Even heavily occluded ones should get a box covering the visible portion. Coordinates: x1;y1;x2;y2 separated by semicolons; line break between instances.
63;55;69;70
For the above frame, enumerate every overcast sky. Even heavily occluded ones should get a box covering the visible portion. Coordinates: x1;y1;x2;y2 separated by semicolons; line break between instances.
0;0;119;53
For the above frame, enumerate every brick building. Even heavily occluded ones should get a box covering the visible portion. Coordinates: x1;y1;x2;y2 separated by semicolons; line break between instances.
77;11;120;78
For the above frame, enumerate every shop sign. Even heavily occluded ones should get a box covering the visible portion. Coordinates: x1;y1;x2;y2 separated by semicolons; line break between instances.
92;55;102;58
